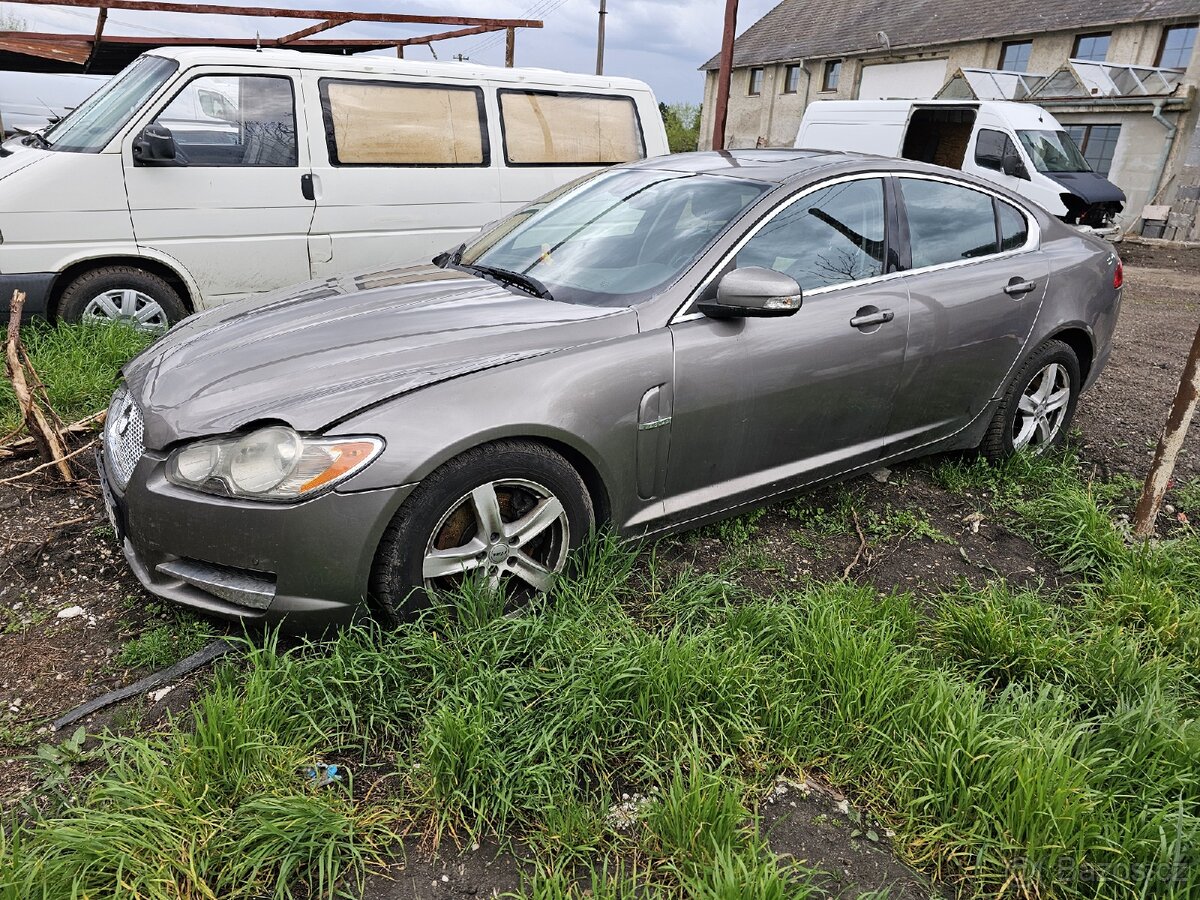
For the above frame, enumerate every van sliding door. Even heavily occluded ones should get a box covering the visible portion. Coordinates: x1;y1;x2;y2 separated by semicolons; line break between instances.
304;73;502;276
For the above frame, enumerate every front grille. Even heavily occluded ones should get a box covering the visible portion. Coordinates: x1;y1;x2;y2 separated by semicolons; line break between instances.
104;386;144;488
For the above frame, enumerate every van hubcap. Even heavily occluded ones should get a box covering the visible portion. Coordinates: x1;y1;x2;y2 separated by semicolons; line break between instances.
83;289;168;332
422;478;569;602
1013;362;1071;451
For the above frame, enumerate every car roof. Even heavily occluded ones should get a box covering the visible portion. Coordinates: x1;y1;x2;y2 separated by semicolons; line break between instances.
624;148;1036;195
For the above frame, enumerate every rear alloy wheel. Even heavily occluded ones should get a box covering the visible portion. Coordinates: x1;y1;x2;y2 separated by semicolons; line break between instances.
370;441;594;623
981;339;1081;460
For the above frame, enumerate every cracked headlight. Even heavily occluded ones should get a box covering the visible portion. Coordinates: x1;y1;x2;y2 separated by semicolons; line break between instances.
166;426;383;501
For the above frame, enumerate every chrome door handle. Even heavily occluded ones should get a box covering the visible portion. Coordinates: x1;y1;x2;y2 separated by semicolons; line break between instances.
1004;280;1037;296
850;310;894;329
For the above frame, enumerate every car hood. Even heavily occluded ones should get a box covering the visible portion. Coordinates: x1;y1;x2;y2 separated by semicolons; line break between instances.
0;143;48;178
1045;170;1126;206
125;265;638;449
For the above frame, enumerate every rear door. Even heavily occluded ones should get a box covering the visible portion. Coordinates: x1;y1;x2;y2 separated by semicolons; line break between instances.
123;68;314;306
884;175;1047;453
304;72;502;276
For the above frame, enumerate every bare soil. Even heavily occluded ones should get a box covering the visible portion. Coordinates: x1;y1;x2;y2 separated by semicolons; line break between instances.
2;241;1198;897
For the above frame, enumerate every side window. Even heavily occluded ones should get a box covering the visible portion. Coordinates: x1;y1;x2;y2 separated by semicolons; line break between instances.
735;178;886;291
320;79;487;166
499;90;645;165
153;74;297;167
998;201;1029;251
899;178;999;268
974;128;1015;172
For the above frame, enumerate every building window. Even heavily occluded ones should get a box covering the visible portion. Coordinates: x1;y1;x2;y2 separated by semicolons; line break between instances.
1063;124;1120;176
1072;32;1111;62
821;59;841;92
999;40;1032;72
748;67;764;95
783;64;802;93
1157;23;1197;68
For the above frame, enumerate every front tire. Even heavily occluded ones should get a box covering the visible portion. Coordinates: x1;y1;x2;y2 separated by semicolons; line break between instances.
369;440;594;624
981;339;1081;460
57;266;188;331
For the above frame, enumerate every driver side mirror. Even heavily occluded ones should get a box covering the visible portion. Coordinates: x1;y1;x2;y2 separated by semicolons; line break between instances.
132;123;181;167
1002;149;1029;180
697;267;803;319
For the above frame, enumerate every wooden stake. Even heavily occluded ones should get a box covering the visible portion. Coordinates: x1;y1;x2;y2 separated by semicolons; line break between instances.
4;290;74;481
1133;321;1200;536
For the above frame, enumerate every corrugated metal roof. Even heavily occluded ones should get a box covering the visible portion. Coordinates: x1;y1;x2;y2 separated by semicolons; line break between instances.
701;0;1199;70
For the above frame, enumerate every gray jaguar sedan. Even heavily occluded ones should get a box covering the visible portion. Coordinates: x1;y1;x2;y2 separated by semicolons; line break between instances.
100;150;1122;628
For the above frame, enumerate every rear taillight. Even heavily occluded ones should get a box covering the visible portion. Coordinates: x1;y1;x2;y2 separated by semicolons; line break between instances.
1113;260;1124;289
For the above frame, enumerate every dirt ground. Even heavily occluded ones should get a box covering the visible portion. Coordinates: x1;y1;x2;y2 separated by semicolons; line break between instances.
1;239;1198;897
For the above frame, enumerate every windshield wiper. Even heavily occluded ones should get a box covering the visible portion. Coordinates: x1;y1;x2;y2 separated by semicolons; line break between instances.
19;130;52;149
456;262;553;301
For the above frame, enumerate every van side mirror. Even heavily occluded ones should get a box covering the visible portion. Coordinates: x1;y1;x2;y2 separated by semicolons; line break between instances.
697;267;803;319
1002;150;1029;180
133;123;181;167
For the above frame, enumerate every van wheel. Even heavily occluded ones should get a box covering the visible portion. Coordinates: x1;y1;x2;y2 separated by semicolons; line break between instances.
57;266;188;331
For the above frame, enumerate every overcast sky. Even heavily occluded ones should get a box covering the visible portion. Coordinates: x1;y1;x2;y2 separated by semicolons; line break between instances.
0;0;780;102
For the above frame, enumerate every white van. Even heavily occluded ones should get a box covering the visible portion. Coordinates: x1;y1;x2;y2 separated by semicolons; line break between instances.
0;47;667;327
795;100;1125;236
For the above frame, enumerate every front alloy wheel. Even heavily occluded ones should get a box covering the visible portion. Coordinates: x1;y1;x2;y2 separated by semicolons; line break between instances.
370;440;594;623
423;478;570;596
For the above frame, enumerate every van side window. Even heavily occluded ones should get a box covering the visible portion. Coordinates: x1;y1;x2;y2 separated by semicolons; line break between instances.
735;178;886;291
153;75;297;167
498;90;645;166
998;201;1029;251
319;79;488;167
974;129;1016;172
899;178;999;268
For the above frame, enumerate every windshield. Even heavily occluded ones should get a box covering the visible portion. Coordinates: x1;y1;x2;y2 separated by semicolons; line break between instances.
460;169;770;306
1016;129;1091;174
43;55;178;153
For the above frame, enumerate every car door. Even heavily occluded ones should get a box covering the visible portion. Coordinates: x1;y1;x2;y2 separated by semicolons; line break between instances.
664;175;910;522
304;73;502;277
123;69;315;306
884;175;1047;454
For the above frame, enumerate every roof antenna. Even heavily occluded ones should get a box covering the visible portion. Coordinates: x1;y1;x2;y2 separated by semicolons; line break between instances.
255;31;262;52
428;44;438;60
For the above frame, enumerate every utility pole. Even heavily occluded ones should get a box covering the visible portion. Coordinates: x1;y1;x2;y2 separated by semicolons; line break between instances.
505;26;515;67
711;0;739;150
1134;321;1200;536
595;0;607;76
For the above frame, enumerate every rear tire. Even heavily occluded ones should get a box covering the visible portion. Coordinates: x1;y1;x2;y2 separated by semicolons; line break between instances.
57;266;188;331
369;440;594;624
980;339;1081;460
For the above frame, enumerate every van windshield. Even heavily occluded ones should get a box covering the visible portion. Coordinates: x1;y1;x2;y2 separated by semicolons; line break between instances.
1016;130;1091;174
42;55;178;153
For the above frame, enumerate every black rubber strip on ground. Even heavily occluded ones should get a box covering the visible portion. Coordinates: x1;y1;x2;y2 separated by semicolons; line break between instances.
52;638;240;732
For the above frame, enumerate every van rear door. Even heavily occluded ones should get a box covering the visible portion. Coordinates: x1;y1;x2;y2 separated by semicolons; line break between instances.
303;71;503;275
122;67;315;306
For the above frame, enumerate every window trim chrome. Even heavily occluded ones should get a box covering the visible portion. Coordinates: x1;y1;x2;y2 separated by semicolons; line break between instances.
669;169;1041;326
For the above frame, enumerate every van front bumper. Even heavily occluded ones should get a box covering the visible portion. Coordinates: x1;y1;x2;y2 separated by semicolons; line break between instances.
0;272;53;320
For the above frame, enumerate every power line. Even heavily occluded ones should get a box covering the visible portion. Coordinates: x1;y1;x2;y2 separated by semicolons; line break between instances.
467;0;573;56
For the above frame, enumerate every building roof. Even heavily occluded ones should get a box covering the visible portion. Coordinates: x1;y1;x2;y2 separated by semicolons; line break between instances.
702;0;1199;70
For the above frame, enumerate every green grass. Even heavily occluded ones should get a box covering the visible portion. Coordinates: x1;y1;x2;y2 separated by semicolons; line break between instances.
116;617;217;671
3;455;1199;898
0;322;151;434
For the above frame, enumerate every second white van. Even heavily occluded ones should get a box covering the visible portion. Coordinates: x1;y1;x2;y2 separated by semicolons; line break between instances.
794;100;1125;237
0;47;668;327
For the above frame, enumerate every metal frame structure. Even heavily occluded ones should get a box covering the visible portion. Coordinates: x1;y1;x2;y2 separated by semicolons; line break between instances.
0;0;542;73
